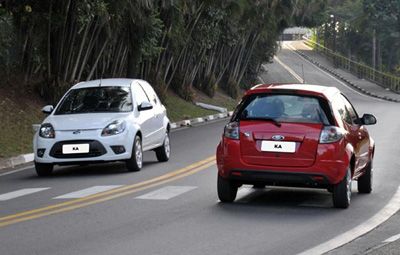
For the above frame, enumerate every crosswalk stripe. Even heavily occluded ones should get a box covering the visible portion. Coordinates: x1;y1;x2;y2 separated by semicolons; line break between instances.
0;188;50;201
136;186;197;200
53;185;122;199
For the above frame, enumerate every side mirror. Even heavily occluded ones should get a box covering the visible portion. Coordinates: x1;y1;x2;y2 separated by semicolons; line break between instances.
42;105;54;114
361;114;377;125
138;102;153;111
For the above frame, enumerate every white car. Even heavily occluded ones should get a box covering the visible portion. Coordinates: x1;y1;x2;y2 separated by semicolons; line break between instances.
33;78;171;176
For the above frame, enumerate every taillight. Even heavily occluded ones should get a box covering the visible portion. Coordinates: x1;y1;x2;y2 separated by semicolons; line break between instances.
224;122;239;140
319;126;345;144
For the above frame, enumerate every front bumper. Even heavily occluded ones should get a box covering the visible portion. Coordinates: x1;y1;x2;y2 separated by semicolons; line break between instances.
34;129;134;164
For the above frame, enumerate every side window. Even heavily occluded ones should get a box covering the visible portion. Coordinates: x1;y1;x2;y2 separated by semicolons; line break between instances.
132;83;149;106
340;94;359;125
333;95;352;124
139;81;159;105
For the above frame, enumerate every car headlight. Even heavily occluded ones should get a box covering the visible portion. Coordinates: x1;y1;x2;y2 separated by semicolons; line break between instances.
101;120;126;136
39;123;55;138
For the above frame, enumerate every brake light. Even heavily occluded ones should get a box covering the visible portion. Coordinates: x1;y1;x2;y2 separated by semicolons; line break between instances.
319;126;345;144
224;122;239;140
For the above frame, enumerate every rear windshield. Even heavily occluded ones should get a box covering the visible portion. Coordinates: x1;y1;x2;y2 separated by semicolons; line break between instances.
236;94;331;125
55;86;133;115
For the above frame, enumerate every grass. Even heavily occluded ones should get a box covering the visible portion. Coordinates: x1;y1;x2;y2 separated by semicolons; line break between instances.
164;92;217;122
0;95;44;158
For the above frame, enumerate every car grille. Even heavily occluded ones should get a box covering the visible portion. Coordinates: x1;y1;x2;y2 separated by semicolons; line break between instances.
49;140;107;158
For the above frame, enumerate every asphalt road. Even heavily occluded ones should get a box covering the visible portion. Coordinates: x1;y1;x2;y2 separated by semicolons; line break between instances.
1;41;400;255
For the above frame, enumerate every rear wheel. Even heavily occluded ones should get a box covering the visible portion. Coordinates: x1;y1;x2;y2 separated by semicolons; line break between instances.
332;167;352;209
126;136;143;172
217;175;238;202
358;161;373;193
35;162;53;176
155;132;170;162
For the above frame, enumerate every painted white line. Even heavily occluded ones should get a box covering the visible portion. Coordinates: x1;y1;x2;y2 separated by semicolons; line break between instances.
273;56;304;83
0;188;50;201
383;233;400;243
297;186;400;255
283;42;383;102
0;165;34;177
53;185;122;199
136;186;197;200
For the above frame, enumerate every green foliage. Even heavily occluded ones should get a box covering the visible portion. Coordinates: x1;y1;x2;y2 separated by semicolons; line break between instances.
0;0;328;102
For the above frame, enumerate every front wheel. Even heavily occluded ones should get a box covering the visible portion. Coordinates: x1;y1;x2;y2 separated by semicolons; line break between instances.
35;162;53;176
217;175;238;203
332;167;352;209
126;136;143;172
358;161;373;193
155;132;170;162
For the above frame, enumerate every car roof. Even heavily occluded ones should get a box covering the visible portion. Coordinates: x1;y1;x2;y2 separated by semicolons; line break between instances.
71;78;146;89
246;83;340;99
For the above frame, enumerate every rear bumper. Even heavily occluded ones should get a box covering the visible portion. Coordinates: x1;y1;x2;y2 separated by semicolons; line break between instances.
216;137;351;185
229;169;330;188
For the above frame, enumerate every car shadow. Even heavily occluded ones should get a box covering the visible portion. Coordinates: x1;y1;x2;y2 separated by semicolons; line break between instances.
217;186;338;210
23;160;160;179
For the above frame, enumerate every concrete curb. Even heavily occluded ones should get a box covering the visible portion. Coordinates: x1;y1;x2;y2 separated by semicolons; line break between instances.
0;111;235;171
291;45;400;103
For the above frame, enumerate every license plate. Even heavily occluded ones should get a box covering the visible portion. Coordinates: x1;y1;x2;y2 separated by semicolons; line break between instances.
261;141;296;153
62;144;90;154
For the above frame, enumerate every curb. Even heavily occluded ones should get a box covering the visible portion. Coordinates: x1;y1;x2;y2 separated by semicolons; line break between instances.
0;111;234;171
292;45;400;103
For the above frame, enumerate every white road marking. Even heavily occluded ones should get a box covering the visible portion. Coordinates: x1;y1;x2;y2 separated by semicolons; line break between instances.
0;165;34;177
383;233;400;243
273;56;304;83
283;42;383;102
297;186;400;255
136;186;197;200
53;185;122;199
0;188;50;201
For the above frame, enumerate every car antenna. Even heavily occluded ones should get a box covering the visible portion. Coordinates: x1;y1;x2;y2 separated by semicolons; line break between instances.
301;64;305;84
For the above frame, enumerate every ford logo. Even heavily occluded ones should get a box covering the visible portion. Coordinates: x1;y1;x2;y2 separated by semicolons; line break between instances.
272;135;285;141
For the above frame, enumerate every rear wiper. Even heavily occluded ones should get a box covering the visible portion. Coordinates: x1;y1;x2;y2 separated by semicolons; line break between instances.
241;117;281;127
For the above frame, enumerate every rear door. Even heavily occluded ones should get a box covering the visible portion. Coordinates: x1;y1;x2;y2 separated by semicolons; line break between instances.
238;94;327;167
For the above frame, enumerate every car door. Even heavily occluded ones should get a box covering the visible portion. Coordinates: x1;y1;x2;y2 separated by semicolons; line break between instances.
139;81;166;145
131;82;157;149
340;94;370;176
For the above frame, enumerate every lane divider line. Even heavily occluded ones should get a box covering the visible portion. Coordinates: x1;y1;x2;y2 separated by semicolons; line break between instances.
0;157;215;227
383;233;400;243
273;56;304;83
297;186;400;255
0;188;51;201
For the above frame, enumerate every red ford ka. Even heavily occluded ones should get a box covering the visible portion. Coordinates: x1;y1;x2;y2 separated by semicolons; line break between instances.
216;84;376;208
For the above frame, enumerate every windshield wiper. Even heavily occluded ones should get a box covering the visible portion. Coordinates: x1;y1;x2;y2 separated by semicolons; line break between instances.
241;117;281;127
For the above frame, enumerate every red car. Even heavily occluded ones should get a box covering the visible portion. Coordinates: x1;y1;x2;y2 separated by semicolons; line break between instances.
216;84;376;208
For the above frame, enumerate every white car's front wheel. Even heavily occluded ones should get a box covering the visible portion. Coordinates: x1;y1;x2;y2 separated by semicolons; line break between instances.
35;162;54;177
126;135;143;172
155;132;170;162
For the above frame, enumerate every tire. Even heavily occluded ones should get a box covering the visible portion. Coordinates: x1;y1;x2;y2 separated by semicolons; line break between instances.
358;161;373;193
217;175;238;203
155;132;170;162
35;162;53;176
126;135;143;172
332;167;352;209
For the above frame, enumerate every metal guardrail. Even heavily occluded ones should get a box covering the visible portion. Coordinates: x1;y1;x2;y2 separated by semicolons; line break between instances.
303;38;400;93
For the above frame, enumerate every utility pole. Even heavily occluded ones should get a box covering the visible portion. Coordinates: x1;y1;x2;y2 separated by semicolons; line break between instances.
372;29;376;80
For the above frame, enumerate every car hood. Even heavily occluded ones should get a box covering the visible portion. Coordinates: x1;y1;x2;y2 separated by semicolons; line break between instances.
44;113;131;131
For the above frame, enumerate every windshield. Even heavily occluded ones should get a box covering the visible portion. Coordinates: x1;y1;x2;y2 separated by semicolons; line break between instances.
55;86;133;115
239;94;330;125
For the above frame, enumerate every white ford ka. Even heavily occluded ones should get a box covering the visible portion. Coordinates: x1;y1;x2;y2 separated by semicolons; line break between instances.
33;78;171;176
